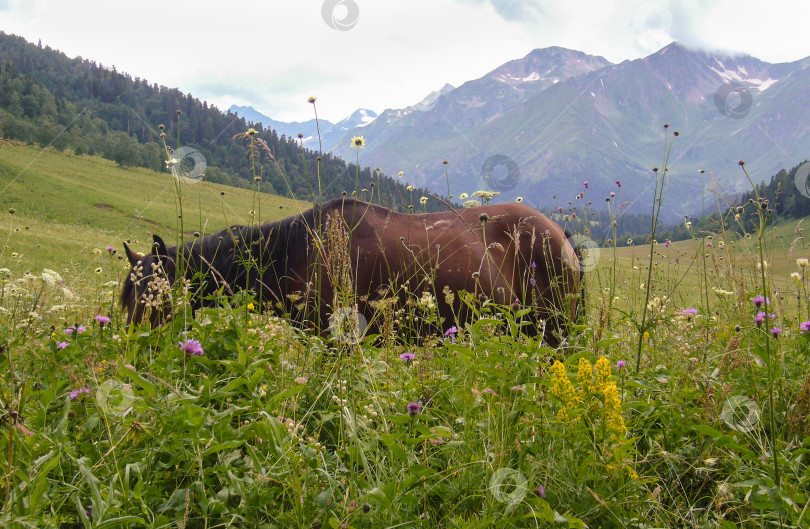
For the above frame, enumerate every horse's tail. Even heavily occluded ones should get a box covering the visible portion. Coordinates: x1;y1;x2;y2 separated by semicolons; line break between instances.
564;229;586;325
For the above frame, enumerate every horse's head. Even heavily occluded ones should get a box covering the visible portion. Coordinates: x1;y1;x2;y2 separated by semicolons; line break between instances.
121;235;177;328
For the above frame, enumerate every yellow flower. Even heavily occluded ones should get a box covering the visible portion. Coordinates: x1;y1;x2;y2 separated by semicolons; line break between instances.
247;302;255;311
95;267;103;274
420;196;428;205
459;193;469;200
351;136;365;149
247;128;257;136
549;361;580;425
577;358;594;394
398;171;404;177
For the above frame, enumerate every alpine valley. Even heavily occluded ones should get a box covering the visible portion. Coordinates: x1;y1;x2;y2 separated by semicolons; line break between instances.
235;43;810;220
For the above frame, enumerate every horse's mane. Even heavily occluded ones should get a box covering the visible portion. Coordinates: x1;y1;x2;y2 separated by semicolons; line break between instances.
120;201;332;308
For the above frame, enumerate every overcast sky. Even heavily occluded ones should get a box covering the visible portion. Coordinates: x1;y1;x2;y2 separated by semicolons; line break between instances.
1;0;809;123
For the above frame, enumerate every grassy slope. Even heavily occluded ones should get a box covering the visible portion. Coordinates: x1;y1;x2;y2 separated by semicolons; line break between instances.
0;144;307;281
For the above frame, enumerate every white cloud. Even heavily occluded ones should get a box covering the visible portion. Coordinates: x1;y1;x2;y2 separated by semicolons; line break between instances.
1;0;808;123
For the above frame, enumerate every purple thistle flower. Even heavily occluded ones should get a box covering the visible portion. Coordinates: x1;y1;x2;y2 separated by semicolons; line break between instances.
750;295;769;307
616;180;621;187
445;326;458;336
617;360;626;369
94;315;111;325
770;327;782;337
105;246;115;253
664;242;669;248
681;308;698;316
400;352;415;362
583;181;589;189
64;328;74;335
556;206;563;212
706;241;712;247
179;339;204;357
800;321;810;333
69;388;91;400
76;326;86;333
57;341;68;349
534;485;546;498
407;401;421;416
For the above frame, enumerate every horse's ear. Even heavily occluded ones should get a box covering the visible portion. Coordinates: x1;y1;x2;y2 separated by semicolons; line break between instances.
123;242;142;266
152;234;168;257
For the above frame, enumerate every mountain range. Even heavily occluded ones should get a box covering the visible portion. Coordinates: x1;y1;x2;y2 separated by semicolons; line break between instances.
234;43;810;220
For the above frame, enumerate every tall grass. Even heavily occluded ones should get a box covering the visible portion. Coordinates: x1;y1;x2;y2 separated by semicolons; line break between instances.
2;124;810;528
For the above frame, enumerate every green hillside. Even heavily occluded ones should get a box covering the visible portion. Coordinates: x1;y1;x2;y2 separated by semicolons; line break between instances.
0;143;305;280
0;31;440;210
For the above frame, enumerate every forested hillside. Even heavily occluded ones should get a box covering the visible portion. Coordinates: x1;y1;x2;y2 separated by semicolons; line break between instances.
0;32;438;210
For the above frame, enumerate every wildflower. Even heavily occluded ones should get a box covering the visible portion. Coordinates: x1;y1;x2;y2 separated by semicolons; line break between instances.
69;388;91;399
516;196;523;203
459;192;469;199
308;96;317;103
801;321;810;333
16;424;34;437
534;485;546;498
351;136;366;149
792;272;802;283
615;180;621;187
398;171;404;177
105;245;115;254
445;326;458;336
247;302;255;311
420;196;428;205
770;327;781;337
556;206;563;212
664;241;669;248
583;181;589;188
294;376;308;384
400;352;415;363
798;258;809;268
406;185;415;191
94;315;111;325
706;241;711;247
681;308;698;316
179;339;204;357
750;295;769;308
407;401;421;416
617;360;626;369
94;267;102;275
463;200;479;208
56;341;68;349
549;361;580;425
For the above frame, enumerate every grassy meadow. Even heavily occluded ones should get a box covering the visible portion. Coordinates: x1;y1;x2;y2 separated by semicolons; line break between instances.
2;142;810;528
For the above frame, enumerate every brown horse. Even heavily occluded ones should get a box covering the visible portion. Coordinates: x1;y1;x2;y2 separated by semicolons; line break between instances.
121;198;582;343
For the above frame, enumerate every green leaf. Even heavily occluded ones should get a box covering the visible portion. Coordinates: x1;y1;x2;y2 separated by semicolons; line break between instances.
28;451;61;515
